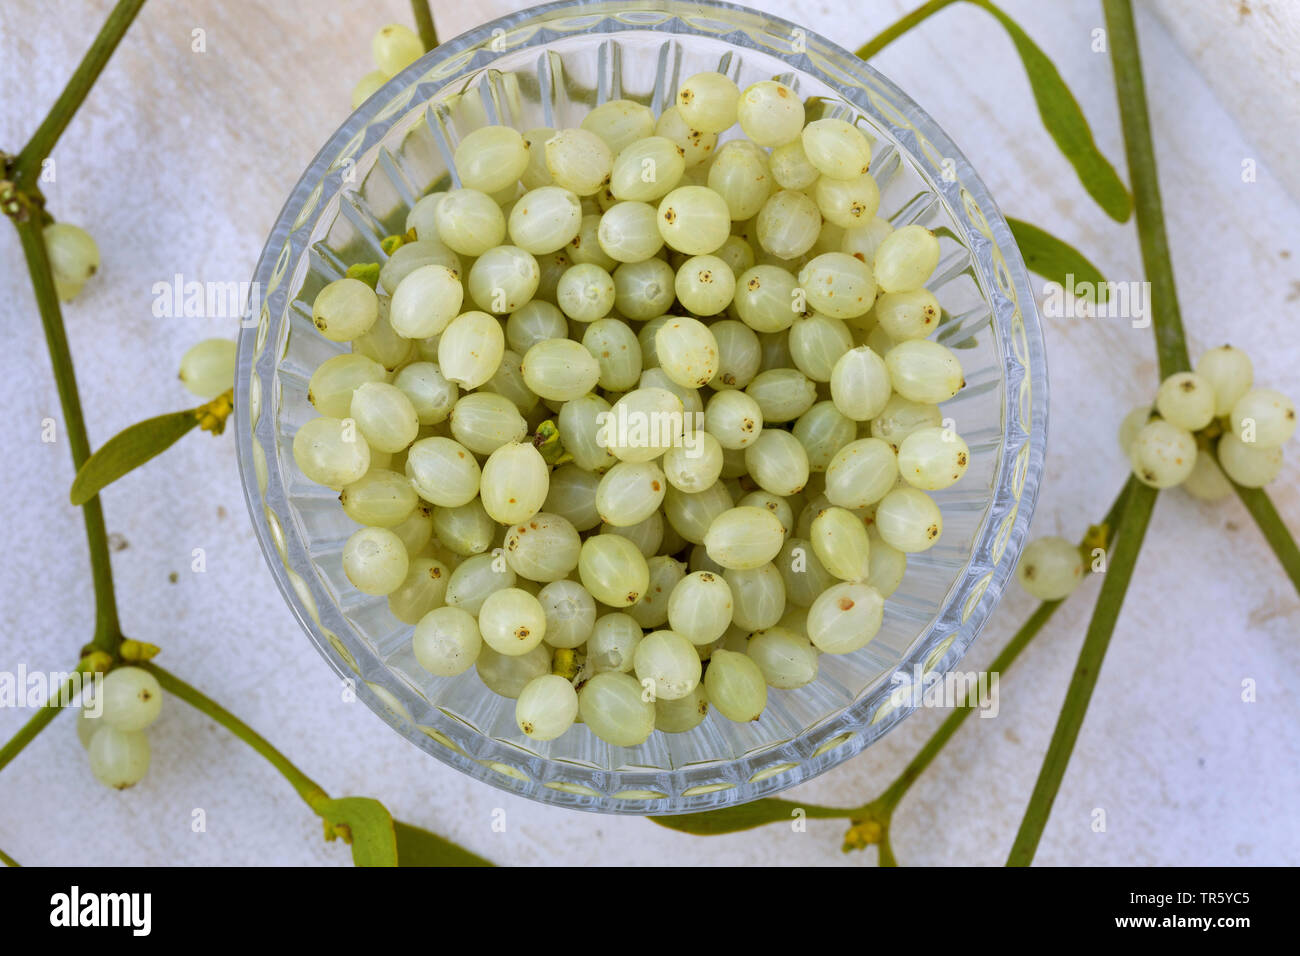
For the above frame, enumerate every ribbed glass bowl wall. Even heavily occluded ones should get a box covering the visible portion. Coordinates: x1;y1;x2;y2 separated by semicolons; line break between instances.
236;0;1047;813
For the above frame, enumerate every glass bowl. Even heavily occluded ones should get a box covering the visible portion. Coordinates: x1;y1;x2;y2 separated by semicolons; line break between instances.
235;0;1047;814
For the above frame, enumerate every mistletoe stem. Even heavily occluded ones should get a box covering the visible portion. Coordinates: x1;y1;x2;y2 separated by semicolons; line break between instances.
14;217;120;652
144;664;329;809
869;479;1133;816
410;0;438;52
11;0;147;190
1006;481;1157;865
855;0;961;59
0;656;101;775
1101;0;1190;377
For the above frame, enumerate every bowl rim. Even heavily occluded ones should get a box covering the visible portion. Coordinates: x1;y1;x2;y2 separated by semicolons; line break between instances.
235;0;1048;815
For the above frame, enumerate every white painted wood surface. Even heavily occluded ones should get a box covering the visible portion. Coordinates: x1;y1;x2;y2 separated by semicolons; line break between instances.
1;0;1296;865
1149;0;1300;199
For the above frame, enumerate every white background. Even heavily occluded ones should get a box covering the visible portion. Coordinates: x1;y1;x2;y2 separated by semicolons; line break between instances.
1;0;1297;866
